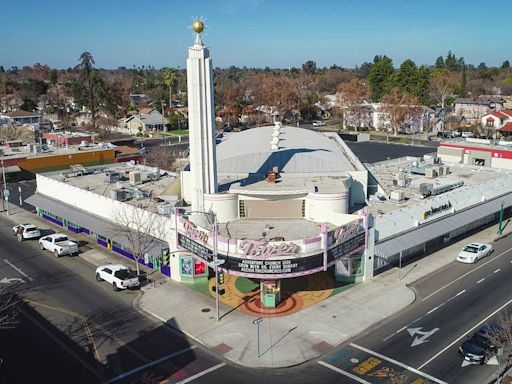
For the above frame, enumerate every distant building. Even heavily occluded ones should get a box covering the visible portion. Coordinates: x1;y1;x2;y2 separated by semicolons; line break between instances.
480;110;512;131
454;97;505;121
125;109;167;133
3;110;41;125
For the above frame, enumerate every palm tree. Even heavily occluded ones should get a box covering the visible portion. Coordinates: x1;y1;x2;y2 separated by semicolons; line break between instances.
162;68;177;108
75;52;97;129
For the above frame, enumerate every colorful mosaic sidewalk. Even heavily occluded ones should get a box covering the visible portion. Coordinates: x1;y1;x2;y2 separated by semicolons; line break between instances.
207;271;356;318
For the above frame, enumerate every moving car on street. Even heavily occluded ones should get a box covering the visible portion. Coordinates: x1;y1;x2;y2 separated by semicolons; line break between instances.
95;264;140;291
459;325;500;364
456;242;493;263
38;234;79;257
12;224;41;239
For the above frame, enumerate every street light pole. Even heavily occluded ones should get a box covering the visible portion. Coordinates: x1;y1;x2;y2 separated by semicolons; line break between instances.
1;159;9;215
213;217;220;321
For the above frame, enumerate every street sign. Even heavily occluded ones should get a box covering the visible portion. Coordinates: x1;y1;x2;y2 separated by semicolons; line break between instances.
252;317;263;325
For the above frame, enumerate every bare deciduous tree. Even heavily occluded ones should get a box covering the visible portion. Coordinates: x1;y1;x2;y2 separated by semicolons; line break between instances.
430;68;457;111
336;78;371;130
380;88;423;135
0;285;22;329
146;145;181;172
0;124;21;142
111;205;166;275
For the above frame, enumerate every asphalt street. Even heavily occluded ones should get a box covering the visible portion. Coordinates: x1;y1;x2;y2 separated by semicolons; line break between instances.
1;179;512;383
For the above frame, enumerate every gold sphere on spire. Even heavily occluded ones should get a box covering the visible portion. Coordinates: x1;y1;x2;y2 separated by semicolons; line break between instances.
192;20;204;33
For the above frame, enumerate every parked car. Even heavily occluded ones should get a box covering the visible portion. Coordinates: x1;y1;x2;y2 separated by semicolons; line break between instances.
95;264;140;291
456;242;493;264
461;131;474;138
459;325;500;364
12;224;41;239
38;234;79;257
312;120;325;127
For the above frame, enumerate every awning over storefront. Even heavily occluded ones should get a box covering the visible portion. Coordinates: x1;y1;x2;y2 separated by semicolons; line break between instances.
375;194;512;259
24;193;167;256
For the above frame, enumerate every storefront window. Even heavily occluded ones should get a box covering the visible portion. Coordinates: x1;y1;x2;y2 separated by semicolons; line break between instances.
350;254;363;276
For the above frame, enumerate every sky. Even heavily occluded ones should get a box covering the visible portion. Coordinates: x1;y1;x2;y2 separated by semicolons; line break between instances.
1;0;510;70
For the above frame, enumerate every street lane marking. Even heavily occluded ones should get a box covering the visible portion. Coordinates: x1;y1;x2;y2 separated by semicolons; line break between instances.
318;361;371;384
396;325;407;334
494;268;501;273
477;278;485;284
350;343;447;384
82;319;101;369
411;316;423;324
456;289;466;297
421;248;512;301
427;306;439;314
21;307;104;381
27;299;148;362
103;346;197;383
4;259;34;281
175;362;226;384
417;296;512;370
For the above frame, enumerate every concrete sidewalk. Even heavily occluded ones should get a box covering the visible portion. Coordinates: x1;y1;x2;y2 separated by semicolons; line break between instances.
2;205;510;369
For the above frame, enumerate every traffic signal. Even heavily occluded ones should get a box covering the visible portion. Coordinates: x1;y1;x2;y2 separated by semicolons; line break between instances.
161;248;170;266
217;272;225;285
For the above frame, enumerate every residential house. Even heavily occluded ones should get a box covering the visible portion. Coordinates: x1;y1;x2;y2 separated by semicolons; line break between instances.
125;109;167;134
480;110;512;130
432;115;468;133
454;97;505;122
3;110;41;125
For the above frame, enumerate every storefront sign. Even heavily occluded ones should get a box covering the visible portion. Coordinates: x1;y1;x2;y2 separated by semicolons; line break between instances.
422;201;452;220
239;239;300;258
177;233;213;262
183;221;209;244
180;256;194;276
178;228;366;278
332;220;363;245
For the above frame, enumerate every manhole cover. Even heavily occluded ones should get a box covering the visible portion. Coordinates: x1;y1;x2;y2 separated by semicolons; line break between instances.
201;308;211;313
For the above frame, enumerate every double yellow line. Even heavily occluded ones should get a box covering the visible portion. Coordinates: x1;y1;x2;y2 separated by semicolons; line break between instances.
26;299;149;364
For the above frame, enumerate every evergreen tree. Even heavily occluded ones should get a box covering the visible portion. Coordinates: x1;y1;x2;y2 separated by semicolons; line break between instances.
392;59;418;95
368;56;394;102
502;60;510;69
435;56;445;69
459;63;467;97
445;50;458;71
415;66;431;105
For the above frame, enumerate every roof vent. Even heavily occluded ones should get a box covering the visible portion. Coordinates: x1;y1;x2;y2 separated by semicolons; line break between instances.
270;121;281;151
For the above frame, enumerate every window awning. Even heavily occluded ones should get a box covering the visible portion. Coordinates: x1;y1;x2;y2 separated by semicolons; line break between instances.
25;193;167;256
375;194;512;259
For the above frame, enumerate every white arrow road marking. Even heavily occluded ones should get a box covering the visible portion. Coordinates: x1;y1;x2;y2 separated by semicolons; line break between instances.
407;327;440;347
3;259;33;281
461;360;472;367
350;357;359;364
0;277;25;284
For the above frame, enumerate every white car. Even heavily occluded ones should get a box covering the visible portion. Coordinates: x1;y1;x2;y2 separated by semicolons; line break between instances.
12;224;41;239
461;131;474;138
312;120;325;127
457;242;493;263
95;264;140;291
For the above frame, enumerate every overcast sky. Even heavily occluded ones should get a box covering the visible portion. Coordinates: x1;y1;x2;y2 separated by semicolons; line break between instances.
1;0;510;70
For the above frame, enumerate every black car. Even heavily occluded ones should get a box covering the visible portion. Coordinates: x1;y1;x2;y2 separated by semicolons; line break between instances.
459;325;500;364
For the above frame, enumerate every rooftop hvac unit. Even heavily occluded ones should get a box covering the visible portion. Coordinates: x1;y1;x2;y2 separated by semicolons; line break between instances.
157;204;174;215
111;189;127;201
129;171;141;185
425;168;437;179
106;172;121;183
390;190;405;202
438;166;445;176
420;183;433;197
397;179;407;187
444;166;450;175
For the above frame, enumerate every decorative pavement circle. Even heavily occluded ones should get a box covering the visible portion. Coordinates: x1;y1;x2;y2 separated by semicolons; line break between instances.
208;271;345;318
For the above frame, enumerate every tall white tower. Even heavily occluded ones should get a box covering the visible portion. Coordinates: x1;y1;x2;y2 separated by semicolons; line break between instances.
187;20;218;212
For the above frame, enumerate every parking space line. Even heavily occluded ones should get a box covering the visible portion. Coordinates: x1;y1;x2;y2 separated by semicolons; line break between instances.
103;346;197;383
175;362;226;384
4;258;34;281
421;248;512;301
417;296;512;370
318;361;371;384
350;343;448;384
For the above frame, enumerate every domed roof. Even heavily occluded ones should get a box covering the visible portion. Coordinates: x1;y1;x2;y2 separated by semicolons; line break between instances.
216;125;355;175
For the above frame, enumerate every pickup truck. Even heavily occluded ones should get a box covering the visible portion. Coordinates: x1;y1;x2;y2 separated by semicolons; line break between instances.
95;264;140;291
38;234;79;257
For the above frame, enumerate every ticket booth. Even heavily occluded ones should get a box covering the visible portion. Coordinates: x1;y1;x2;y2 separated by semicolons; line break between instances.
260;280;281;308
